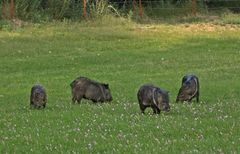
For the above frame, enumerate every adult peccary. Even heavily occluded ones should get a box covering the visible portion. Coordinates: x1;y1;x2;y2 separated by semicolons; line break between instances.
137;84;170;114
176;75;200;103
30;84;47;109
70;76;113;103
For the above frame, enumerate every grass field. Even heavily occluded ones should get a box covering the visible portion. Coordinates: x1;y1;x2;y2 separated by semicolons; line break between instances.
0;20;240;153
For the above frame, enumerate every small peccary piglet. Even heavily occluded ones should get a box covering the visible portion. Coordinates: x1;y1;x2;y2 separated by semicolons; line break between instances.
70;76;113;103
30;84;47;109
176;74;200;103
137;84;170;114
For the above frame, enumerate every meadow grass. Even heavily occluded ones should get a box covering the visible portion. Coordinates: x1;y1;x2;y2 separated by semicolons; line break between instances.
0;21;240;153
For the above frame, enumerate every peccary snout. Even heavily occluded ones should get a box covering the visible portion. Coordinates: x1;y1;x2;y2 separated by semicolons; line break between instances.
101;84;113;102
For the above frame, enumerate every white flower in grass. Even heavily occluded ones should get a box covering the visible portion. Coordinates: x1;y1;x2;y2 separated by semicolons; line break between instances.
88;143;92;150
74;138;77;143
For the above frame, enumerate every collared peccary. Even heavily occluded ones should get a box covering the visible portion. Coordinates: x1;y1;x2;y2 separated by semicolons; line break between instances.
30;84;47;109
137;84;170;114
176;75;200;103
70;76;113;103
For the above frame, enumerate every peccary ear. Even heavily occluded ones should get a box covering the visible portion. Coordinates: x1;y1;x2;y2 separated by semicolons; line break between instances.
103;84;109;89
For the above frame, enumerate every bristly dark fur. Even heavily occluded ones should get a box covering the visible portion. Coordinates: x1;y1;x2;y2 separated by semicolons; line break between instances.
30;84;47;109
137;84;170;114
70;76;113;104
176;74;200;103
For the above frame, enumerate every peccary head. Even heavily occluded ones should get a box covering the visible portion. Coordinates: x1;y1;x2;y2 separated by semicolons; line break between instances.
102;84;113;102
154;89;170;112
34;90;45;106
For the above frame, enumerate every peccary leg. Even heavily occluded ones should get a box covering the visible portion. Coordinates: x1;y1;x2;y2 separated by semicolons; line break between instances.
76;95;83;104
30;102;34;108
43;99;47;108
72;97;76;104
92;100;97;103
152;106;160;114
188;98;193;102
196;92;199;102
152;107;156;114
176;99;179;103
75;92;84;104
72;94;82;104
156;108;160;114
139;104;147;114
30;100;33;106
77;98;82;104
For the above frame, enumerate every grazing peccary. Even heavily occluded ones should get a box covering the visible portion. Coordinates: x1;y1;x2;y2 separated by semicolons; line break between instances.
30;84;47;109
176;75;200;103
137;84;170;114
70;76;113;103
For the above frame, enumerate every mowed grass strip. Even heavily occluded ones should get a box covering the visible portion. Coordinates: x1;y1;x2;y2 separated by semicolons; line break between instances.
0;22;240;153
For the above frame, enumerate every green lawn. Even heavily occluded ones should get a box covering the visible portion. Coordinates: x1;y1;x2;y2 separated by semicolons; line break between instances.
0;21;240;153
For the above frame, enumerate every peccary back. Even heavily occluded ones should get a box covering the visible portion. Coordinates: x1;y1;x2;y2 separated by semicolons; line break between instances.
137;84;170;114
176;75;199;103
70;77;113;103
30;84;47;109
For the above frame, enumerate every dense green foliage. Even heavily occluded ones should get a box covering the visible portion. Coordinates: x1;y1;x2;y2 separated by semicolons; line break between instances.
0;0;84;21
1;0;240;22
0;21;240;153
